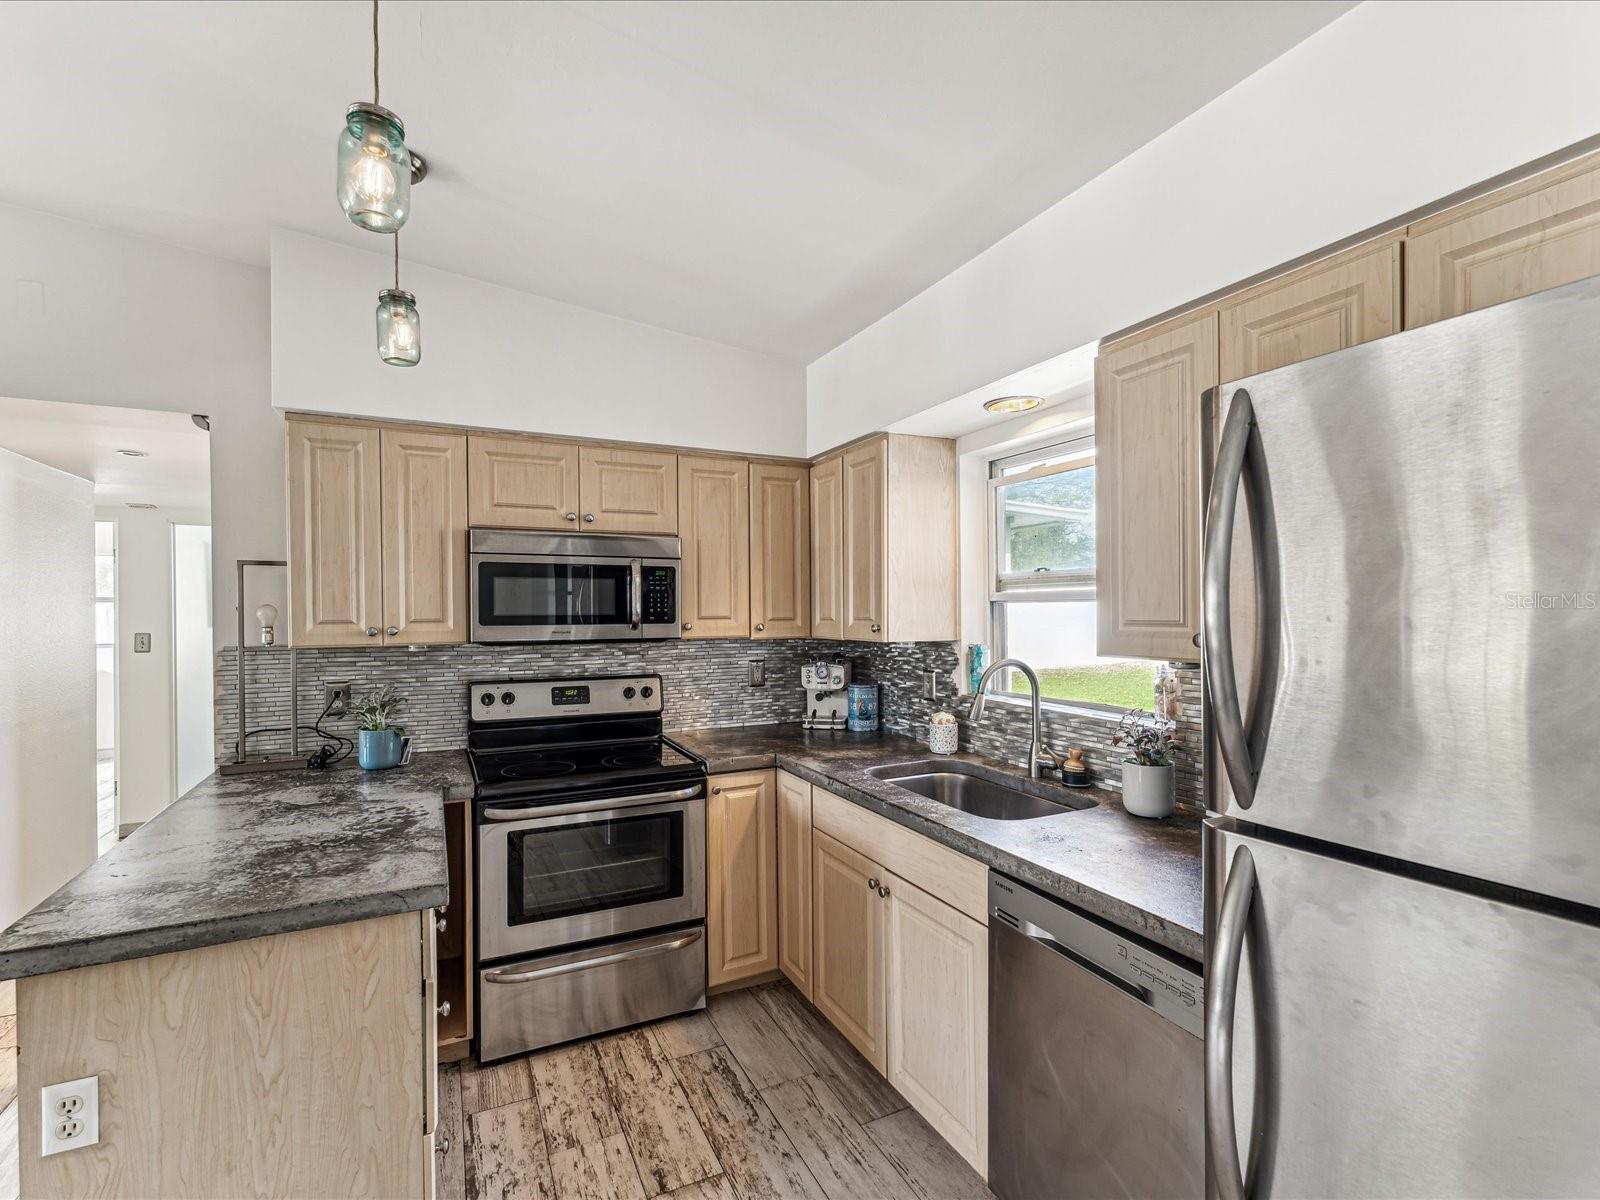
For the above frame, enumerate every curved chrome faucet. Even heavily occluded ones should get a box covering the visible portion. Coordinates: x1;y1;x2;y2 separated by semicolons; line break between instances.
968;657;1063;780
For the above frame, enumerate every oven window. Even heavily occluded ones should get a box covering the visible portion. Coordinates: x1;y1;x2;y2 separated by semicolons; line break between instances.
478;561;631;627
506;810;684;924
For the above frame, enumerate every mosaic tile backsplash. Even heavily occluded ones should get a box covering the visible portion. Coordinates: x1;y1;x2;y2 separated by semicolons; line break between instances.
216;640;1203;811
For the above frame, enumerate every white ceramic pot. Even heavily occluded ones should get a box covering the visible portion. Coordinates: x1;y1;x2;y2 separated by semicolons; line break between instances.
1120;761;1175;819
927;720;958;755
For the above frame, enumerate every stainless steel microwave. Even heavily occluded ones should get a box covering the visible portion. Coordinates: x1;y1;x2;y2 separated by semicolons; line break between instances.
469;529;681;642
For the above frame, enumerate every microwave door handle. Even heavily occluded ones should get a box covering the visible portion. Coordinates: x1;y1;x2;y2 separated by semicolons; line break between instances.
630;559;642;631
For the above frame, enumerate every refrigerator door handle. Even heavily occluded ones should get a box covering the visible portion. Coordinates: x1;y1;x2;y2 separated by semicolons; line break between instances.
1203;387;1281;809
1206;844;1258;1200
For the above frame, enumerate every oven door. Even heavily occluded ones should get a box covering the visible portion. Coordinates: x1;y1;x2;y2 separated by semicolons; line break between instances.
477;785;705;961
471;552;640;642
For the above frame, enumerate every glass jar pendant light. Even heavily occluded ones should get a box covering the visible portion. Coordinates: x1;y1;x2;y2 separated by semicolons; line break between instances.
337;0;426;234
378;234;421;366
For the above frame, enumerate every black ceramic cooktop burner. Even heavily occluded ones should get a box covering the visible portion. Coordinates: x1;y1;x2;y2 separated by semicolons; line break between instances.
469;736;702;802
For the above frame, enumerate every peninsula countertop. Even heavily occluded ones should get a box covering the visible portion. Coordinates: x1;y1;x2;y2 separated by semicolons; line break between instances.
0;751;469;982
673;724;1203;962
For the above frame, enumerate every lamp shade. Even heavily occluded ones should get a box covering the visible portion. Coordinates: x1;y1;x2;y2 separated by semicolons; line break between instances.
338;104;411;234
377;289;421;366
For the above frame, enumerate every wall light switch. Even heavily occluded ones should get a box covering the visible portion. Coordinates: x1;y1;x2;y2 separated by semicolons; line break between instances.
133;632;152;653
41;1075;99;1157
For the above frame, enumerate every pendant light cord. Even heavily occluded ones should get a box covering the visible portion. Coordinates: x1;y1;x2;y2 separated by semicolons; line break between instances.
372;0;380;106
393;234;400;291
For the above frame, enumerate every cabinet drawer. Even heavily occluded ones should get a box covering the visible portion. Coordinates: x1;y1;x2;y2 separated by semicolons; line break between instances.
810;786;986;924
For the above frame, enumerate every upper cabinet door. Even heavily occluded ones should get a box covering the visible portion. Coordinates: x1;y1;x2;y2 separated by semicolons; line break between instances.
467;435;579;530
678;455;750;639
1220;238;1401;382
809;456;844;639
287;420;383;647
382;428;468;646
750;462;810;639
1094;312;1215;661
578;446;678;534
1407;151;1600;328
841;438;888;642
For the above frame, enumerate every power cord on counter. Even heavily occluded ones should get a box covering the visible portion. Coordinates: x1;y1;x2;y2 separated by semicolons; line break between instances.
235;695;354;770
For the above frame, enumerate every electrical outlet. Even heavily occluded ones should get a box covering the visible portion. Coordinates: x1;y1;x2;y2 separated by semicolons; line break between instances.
323;681;351;716
748;658;766;687
41;1076;99;1157
133;632;152;653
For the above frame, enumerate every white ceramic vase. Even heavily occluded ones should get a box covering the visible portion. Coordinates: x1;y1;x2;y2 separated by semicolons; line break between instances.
1121;761;1175;818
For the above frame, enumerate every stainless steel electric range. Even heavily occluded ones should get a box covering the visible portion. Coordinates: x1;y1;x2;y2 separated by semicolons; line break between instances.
468;674;707;1061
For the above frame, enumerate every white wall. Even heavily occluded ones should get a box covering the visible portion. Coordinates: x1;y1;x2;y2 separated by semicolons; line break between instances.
807;1;1600;453
0;201;282;648
172;524;215;797
271;231;808;457
0;449;96;930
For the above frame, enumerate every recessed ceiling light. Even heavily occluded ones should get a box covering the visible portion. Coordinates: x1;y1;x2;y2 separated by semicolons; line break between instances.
126;502;158;510
983;395;1043;414
115;448;148;457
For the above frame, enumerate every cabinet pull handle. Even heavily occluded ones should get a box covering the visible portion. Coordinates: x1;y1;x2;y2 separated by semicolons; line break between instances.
564;512;577;522
437;999;451;1018
867;877;880;891
386;625;399;637
365;626;379;637
583;513;596;523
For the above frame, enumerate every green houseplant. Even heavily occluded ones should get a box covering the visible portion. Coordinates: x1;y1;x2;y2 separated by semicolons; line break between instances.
1112;710;1181;818
352;685;406;770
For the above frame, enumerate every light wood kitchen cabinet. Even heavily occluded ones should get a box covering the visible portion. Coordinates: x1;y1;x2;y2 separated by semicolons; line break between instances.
885;873;988;1173
579;444;678;533
707;769;778;987
830;434;958;643
466;434;580;530
286;419;384;647
381;427;469;646
775;769;813;999
1219;237;1401;382
1094;312;1215;661
679;456;751;638
1407;149;1600;328
811;828;888;1072
809;455;844;639
750;461;811;638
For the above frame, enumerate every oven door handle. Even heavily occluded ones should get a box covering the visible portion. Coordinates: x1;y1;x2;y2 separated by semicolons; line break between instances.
483;927;704;984
480;783;704;821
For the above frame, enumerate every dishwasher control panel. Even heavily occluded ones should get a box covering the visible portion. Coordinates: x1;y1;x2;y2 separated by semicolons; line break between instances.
989;871;1204;1038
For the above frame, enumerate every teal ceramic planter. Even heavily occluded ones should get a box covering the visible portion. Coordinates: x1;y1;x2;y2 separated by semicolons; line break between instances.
358;728;403;770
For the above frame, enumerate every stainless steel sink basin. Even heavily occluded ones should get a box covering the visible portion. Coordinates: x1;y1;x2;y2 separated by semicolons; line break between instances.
865;760;1092;821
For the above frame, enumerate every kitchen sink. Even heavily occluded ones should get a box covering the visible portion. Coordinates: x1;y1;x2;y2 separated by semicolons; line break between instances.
865;760;1093;821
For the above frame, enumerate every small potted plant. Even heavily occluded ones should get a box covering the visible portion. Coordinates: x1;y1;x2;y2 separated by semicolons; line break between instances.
351;685;406;771
1111;710;1181;818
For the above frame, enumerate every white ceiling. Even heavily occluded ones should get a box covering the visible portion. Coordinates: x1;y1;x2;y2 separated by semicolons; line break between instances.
0;0;1353;362
0;399;211;514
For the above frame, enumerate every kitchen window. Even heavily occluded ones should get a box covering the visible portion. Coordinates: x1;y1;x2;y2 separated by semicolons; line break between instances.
989;436;1154;712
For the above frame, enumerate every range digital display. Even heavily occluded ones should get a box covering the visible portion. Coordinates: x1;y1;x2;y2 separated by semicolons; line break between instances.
551;685;591;706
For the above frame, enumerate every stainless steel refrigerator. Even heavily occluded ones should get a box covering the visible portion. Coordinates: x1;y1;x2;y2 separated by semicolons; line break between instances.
1202;274;1600;1200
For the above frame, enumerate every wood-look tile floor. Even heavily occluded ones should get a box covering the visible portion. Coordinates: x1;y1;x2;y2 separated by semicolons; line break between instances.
441;980;996;1200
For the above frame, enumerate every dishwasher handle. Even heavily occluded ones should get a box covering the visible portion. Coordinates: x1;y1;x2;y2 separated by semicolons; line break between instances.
1007;913;1151;1005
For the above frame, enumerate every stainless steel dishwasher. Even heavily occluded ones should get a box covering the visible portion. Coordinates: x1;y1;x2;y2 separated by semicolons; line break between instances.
988;872;1205;1199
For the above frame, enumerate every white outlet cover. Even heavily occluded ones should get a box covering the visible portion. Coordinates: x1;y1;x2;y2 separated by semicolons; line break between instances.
40;1075;99;1157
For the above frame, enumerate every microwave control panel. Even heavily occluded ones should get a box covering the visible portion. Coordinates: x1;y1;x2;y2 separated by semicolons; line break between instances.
641;565;677;625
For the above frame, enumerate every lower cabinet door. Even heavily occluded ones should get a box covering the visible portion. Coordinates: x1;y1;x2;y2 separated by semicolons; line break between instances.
811;829;887;1072
775;770;813;999
885;872;988;1175
707;770;778;986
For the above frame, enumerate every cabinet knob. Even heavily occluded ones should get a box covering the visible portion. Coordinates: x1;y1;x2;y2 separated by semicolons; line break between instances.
564;512;578;522
436;999;451;1018
866;877;880;891
870;623;881;634
712;786;722;795
583;513;596;523
1192;632;1202;648
365;626;379;637
435;917;447;934
683;622;693;631
436;1134;450;1155
386;626;399;637
754;623;765;633
877;885;890;898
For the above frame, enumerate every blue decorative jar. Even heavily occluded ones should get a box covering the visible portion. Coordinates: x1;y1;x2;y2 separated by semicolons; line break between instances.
847;683;880;732
358;728;404;770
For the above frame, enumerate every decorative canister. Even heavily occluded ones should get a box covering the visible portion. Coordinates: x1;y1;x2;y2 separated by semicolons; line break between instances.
847;682;880;732
358;728;404;771
967;644;988;694
1121;762;1176;818
928;711;959;754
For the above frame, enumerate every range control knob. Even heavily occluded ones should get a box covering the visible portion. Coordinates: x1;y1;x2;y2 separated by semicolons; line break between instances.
640;685;654;699
500;691;517;706
622;686;637;700
479;693;495;707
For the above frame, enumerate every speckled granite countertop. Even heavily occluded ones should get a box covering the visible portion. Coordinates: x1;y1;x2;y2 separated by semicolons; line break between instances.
674;725;1203;962
0;751;470;981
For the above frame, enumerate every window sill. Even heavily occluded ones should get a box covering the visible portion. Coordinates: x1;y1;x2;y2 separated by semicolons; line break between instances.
955;690;1147;722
